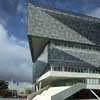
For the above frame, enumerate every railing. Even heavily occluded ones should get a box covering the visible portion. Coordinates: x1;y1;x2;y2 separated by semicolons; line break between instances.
52;83;86;100
50;65;100;74
49;60;100;74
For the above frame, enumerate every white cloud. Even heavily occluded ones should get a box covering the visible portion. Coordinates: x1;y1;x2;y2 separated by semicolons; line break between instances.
87;8;100;18
0;24;32;82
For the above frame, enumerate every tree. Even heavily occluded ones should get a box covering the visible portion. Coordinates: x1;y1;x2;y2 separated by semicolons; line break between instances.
0;80;8;90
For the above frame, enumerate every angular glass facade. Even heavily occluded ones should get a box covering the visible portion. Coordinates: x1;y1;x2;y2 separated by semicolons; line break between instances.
48;40;100;74
28;3;100;100
32;46;49;81
28;3;100;83
32;39;100;82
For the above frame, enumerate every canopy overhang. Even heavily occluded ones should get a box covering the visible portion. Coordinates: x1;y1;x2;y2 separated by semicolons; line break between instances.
28;35;49;62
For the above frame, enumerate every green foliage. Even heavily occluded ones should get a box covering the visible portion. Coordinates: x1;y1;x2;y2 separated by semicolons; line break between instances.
0;80;8;90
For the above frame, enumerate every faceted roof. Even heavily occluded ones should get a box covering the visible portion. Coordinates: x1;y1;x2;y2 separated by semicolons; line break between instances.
28;3;100;62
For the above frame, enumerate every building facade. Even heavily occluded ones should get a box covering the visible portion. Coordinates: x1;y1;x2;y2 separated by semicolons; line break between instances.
28;2;100;100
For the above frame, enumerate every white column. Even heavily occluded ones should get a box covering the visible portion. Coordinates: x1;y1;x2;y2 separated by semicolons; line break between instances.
36;85;39;92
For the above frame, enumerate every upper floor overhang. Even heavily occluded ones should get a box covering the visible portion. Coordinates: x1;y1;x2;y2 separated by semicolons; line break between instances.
37;71;100;82
28;35;49;62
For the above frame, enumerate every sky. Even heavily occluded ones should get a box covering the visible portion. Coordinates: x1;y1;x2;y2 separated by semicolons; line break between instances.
0;0;100;83
0;0;32;83
32;0;100;18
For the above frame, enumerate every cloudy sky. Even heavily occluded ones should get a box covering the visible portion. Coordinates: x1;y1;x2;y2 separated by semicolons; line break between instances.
0;0;100;83
32;0;100;18
0;0;32;83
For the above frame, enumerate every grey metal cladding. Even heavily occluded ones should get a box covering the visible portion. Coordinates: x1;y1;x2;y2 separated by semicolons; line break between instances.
28;3;94;45
46;11;100;45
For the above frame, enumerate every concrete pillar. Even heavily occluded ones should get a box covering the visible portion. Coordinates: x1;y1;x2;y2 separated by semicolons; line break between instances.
51;66;53;71
62;66;64;72
36;85;39;92
39;82;42;89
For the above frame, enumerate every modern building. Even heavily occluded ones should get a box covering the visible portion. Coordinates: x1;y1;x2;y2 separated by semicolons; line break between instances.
27;2;100;100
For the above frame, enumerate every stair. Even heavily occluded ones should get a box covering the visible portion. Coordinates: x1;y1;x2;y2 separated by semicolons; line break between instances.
31;83;86;100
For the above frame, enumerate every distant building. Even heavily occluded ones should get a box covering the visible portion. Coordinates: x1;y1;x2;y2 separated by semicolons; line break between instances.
27;2;100;100
8;81;32;92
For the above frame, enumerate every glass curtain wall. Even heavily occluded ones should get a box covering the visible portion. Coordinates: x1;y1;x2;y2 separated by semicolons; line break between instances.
48;40;100;74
